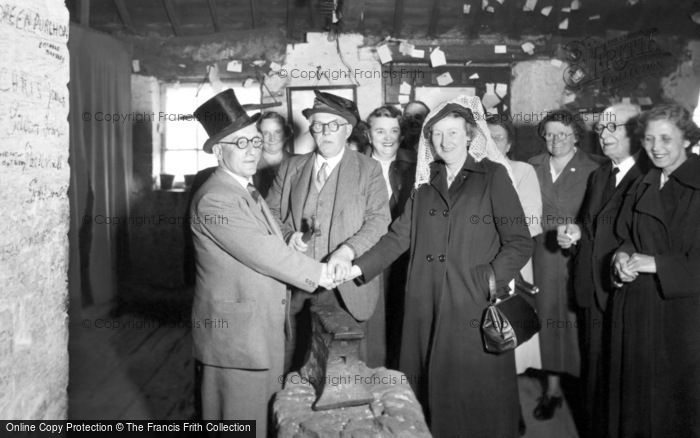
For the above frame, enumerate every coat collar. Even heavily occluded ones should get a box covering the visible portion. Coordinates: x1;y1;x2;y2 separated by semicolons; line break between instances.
639;155;700;190
210;168;280;237
429;155;484;204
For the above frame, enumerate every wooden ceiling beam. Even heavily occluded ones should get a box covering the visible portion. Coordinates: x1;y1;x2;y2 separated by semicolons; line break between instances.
162;0;182;36
207;0;221;32
113;0;136;33
428;0;441;37
250;0;257;29
393;0;405;36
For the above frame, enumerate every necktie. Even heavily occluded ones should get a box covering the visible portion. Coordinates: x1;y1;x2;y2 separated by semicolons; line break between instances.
246;183;260;202
603;167;619;203
316;162;328;190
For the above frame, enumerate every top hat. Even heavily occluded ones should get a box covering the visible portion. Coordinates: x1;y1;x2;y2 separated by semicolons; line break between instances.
194;89;261;153
302;90;358;127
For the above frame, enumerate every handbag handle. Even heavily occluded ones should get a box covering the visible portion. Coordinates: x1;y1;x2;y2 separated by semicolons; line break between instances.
486;264;497;303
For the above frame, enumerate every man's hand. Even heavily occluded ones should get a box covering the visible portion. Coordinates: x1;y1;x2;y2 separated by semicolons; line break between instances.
626;253;656;274
319;263;339;290
557;224;581;249
328;245;354;283
288;232;308;252
613;251;638;284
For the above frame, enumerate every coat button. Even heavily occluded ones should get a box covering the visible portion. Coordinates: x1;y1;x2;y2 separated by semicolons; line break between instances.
438;254;446;262
442;209;449;217
281;299;287;305
429;209;437;216
426;254;434;262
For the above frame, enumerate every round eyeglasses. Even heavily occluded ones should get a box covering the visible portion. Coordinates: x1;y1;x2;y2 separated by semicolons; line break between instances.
219;137;263;149
310;121;349;134
593;122;631;135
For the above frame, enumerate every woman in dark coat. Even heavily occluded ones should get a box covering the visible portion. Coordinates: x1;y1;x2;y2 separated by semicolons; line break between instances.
527;109;605;419
353;96;533;437
610;104;700;438
364;105;417;368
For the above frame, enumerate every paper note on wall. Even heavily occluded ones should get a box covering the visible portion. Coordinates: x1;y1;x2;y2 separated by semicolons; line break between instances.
523;0;538;11
436;72;454;86
430;47;447;67
376;44;393;64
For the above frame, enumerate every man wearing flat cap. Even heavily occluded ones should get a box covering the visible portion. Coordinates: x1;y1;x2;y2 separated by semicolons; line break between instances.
267;90;391;369
189;89;335;436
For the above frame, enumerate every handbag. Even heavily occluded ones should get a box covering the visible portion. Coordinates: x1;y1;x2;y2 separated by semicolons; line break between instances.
481;266;541;354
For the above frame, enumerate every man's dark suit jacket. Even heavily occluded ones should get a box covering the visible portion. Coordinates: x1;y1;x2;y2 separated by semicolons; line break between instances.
573;154;647;311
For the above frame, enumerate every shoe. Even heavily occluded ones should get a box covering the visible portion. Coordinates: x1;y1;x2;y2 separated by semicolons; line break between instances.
533;393;563;421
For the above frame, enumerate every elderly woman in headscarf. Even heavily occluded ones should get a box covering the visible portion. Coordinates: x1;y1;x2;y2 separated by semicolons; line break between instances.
350;96;533;437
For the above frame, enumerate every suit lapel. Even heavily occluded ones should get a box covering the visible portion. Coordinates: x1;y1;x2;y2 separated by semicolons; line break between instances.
290;155;315;230
332;149;356;220
634;170;669;236
260;199;284;239
214;169;274;235
600;161;640;212
429;163;450;206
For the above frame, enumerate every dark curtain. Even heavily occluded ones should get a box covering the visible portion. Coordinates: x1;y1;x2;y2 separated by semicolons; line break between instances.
68;24;132;310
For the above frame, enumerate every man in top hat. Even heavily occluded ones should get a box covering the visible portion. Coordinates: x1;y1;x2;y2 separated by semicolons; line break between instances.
189;89;336;436
267;90;391;369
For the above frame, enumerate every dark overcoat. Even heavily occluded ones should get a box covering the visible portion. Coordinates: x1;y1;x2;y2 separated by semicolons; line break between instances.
573;157;645;311
608;155;700;438
528;149;604;376
356;156;533;438
571;155;645;436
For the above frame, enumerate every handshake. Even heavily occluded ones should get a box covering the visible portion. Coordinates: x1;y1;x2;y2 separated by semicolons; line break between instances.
289;231;363;290
319;262;362;290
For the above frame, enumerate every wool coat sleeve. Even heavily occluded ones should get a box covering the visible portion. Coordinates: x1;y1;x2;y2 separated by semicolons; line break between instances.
489;164;535;290
195;190;322;292
355;190;414;282
342;159;392;256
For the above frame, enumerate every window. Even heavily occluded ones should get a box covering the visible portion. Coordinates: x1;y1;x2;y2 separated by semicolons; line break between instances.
160;82;261;181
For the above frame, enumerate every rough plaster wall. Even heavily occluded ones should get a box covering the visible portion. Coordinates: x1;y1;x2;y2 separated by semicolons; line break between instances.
510;60;569;159
0;0;70;418
662;40;700;113
280;32;383;154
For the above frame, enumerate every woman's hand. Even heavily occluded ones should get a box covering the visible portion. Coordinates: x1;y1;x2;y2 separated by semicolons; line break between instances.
613;251;638;284
625;253;657;274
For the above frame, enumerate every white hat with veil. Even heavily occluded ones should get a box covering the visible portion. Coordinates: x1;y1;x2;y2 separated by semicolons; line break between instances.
414;95;514;188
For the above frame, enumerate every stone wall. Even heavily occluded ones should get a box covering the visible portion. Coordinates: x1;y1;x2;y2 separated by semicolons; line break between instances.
0;0;70;418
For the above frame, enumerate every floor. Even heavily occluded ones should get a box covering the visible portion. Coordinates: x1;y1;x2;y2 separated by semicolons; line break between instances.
68;292;579;437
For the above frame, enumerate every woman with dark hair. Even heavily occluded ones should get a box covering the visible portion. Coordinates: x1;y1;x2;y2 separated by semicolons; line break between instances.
254;112;292;198
610;103;700;438
528;109;605;420
351;96;533;437
364;105;416;368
